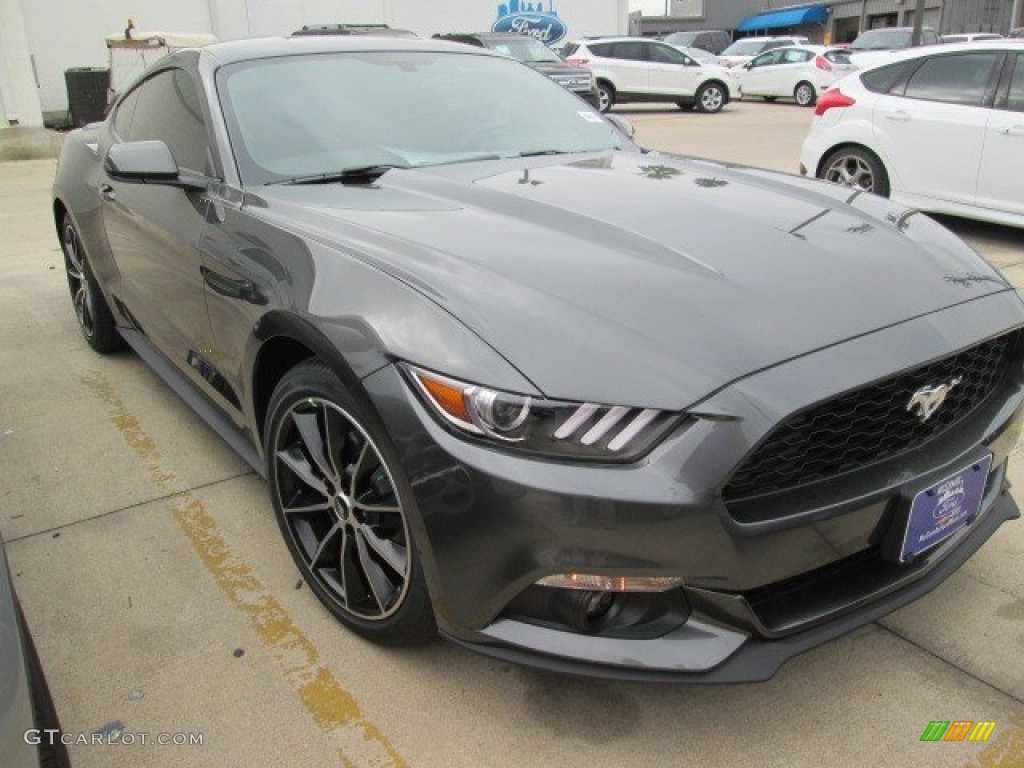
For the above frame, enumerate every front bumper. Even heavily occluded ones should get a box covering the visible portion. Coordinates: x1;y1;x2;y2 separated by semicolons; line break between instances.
363;290;1024;681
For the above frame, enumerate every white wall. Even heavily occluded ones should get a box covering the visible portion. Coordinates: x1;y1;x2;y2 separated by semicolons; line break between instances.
21;0;214;114
26;0;628;115
1;0;44;125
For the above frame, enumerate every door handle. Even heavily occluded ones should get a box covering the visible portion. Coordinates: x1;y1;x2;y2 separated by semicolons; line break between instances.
883;110;911;122
1001;125;1024;137
99;184;116;202
200;265;267;305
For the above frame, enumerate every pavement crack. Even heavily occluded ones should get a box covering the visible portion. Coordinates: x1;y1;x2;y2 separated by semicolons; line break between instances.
876;621;1022;705
4;471;255;544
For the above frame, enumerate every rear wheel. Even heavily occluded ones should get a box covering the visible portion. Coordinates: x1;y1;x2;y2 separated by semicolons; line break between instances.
596;81;615;113
60;214;123;353
794;81;816;107
695;82;726;113
266;360;436;645
820;146;890;197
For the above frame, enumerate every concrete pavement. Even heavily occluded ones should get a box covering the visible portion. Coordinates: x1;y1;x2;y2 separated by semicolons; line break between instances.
1;102;1021;767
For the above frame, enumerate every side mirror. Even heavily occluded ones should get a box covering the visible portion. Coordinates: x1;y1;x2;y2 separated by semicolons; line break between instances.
744;62;754;70
606;113;635;140
104;140;206;189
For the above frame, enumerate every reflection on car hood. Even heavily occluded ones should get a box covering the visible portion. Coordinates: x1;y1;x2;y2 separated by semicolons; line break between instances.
252;151;1010;408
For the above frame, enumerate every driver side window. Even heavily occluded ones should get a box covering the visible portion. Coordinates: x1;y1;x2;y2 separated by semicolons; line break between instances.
750;50;783;68
126;69;211;174
112;87;141;139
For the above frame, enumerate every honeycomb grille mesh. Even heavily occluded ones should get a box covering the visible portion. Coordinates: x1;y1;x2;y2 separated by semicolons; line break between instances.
723;332;1017;503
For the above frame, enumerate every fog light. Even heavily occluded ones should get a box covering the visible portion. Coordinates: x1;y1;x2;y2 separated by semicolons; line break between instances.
584;590;615;619
547;589;617;633
535;573;684;592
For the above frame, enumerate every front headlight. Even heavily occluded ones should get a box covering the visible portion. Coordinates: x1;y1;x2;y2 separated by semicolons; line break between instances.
404;364;680;461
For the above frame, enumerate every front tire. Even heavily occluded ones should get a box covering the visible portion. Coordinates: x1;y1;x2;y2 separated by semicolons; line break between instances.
819;146;890;197
695;82;726;113
794;81;816;107
266;360;436;645
596;81;615;113
60;214;123;353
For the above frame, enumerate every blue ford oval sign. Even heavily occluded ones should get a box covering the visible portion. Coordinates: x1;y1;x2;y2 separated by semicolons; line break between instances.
493;1;567;44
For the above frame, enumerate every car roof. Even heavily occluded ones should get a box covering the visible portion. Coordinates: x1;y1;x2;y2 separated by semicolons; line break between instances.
855;39;1024;70
197;35;497;67
436;32;534;40
856;26;935;32
768;44;829;53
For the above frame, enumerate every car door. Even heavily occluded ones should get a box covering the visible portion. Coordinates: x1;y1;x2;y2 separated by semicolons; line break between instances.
607;41;650;95
100;67;218;385
648;42;700;97
776;49;815;95
872;51;1002;205
741;49;785;96
977;52;1024;216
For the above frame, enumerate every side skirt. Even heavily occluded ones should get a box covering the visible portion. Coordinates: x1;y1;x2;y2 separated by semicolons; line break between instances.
118;327;265;477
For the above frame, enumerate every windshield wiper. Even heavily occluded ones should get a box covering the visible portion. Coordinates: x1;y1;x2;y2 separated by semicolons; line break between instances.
272;164;406;185
516;149;574;158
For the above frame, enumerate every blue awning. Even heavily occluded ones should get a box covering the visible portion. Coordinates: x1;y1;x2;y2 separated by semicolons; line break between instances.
736;5;829;32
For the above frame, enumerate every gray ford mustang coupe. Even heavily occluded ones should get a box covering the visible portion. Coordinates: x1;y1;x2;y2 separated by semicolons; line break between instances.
52;36;1023;681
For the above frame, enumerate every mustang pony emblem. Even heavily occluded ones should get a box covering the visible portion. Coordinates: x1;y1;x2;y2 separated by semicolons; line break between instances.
907;377;963;423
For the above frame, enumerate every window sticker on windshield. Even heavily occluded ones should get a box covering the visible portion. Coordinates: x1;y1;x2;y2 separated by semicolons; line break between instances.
578;111;603;123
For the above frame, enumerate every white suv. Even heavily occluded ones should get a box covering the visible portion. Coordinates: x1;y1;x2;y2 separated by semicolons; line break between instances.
563;37;740;113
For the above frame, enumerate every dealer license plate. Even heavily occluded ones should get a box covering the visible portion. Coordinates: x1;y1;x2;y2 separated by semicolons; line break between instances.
900;455;992;562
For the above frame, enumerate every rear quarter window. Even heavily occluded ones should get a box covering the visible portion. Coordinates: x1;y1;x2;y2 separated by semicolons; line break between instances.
860;61;914;93
588;42;613;57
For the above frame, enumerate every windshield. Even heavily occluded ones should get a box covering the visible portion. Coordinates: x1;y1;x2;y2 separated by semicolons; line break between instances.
675;46;716;63
218;51;623;185
850;29;912;50
485;37;563;63
665;32;699;46
721;39;767;56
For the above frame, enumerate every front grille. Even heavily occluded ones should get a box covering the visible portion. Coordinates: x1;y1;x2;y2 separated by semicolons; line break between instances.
723;332;1018;503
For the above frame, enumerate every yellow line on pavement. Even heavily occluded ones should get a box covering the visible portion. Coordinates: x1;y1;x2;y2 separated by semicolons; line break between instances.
964;715;1024;768
81;370;408;768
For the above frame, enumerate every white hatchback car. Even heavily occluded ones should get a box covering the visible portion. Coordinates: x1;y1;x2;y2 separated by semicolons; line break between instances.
563;37;740;113
739;46;856;106
801;42;1024;227
717;35;809;68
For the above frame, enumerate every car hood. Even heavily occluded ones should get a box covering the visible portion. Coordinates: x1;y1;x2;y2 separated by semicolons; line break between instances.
251;151;1010;409
523;61;589;77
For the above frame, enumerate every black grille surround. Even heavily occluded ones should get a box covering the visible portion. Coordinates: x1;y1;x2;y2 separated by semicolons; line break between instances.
722;331;1020;504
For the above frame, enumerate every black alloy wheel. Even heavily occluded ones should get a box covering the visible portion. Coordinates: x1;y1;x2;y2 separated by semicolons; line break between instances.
60;215;122;352
267;361;435;644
